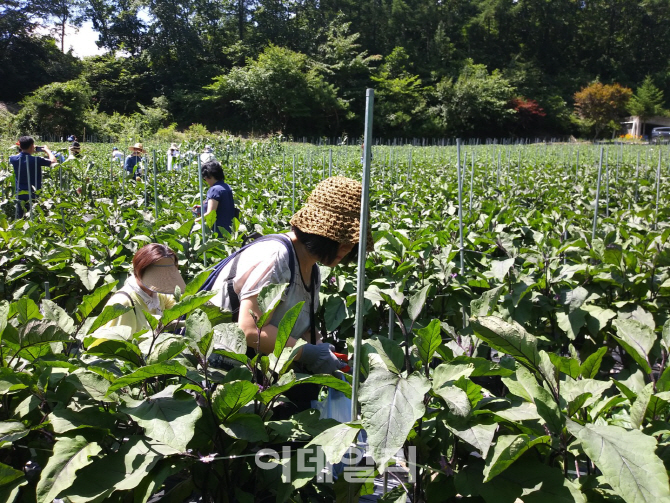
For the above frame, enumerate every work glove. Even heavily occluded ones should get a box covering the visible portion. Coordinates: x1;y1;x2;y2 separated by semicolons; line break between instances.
299;343;346;375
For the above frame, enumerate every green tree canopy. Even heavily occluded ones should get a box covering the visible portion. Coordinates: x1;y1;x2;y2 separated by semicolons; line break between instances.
429;60;516;137
16;79;93;136
205;45;345;135
628;76;666;124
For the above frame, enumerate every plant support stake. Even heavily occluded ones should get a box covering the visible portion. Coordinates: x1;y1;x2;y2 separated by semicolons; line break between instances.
592;146;604;242
197;156;207;267
351;88;374;423
153;150;159;221
457;139;466;327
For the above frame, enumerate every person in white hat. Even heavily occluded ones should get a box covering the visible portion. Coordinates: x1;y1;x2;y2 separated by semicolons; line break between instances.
200;145;216;164
167;143;180;171
112;147;123;163
103;243;186;335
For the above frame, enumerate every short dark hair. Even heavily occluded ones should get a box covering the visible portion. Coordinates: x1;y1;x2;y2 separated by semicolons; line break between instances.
19;136;34;150
292;225;340;265
201;161;224;182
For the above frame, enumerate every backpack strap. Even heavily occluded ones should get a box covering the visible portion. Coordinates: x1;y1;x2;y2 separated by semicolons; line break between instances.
112;290;135;308
200;234;296;322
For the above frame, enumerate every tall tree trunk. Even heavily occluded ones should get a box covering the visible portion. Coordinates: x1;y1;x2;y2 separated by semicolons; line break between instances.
238;0;244;40
61;22;65;52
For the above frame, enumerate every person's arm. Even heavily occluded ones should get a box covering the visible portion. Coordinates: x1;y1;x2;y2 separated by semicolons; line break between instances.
42;146;57;166
238;295;305;357
194;193;219;223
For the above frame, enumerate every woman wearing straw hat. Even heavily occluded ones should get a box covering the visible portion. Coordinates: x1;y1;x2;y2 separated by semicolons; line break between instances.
211;177;372;381
103;243;186;335
124;143;146;179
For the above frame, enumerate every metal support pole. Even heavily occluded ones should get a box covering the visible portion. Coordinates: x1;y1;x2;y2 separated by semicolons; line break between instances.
44;281;50;301
292;155;296;214
655;149;662;230
197;156;207;267
635;151;640;203
457;140;466;327
329;149;333;177
153;150;159;221
350;89;374;422
592;146;604;242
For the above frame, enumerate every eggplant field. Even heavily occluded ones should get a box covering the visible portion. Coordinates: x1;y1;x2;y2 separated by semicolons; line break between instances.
1;137;670;503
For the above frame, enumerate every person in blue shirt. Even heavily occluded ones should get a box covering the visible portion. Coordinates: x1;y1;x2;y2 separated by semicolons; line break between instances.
9;136;57;218
193;160;236;237
124;143;145;178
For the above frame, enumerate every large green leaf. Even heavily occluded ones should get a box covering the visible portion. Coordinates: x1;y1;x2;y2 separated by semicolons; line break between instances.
307;422;361;464
483;434;551;482
0;301;8;340
359;354;430;471
86;304;133;335
273;301;303;358
220;413;269;442
36;435;102;503
630;382;654;430
502;367;563;434
67;370;118;402
256;282;289;328
63;436;178;503
258;372;351;403
413;318;442;364
160;291;216;326
106;361;189;394
73;264;103;291
3;319;71;361
407;284;430;322
120;396;202;451
471;285;504;317
580;346;608;379
612;319;655;374
445;420;498;458
0;462;24;487
76;280;118;321
184;309;212;344
41;299;75;333
146;335;188;365
470;316;540;371
10;298;42;324
212;380;259;421
183;268;211;297
491;258;515;282
50;405;117;433
567;419;670;503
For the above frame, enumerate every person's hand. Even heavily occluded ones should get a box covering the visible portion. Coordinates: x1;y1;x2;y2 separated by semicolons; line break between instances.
192;204;201;212
299;343;346;375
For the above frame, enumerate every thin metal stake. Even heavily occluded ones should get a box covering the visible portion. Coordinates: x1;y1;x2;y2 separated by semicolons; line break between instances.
592;146;604;242
655;149;662;230
350;89;374;424
197;156;207;267
153;150;159;221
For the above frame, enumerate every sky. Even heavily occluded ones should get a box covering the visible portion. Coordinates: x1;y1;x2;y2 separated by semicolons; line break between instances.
62;22;106;58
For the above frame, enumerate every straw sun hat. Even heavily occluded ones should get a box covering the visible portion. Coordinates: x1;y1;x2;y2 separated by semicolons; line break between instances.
140;257;186;294
290;176;373;252
129;142;145;154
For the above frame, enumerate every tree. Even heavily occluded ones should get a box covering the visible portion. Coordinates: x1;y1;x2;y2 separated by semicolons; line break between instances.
42;0;87;52
574;82;632;139
429;60;516;137
628;75;666;135
205;45;345;135
317;14;381;130
371;47;428;137
15;79;92;136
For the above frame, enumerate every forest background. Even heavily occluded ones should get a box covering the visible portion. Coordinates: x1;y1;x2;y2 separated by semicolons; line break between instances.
2;0;670;140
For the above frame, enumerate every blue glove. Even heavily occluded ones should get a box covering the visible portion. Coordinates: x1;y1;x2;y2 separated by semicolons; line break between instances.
299;343;346;375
